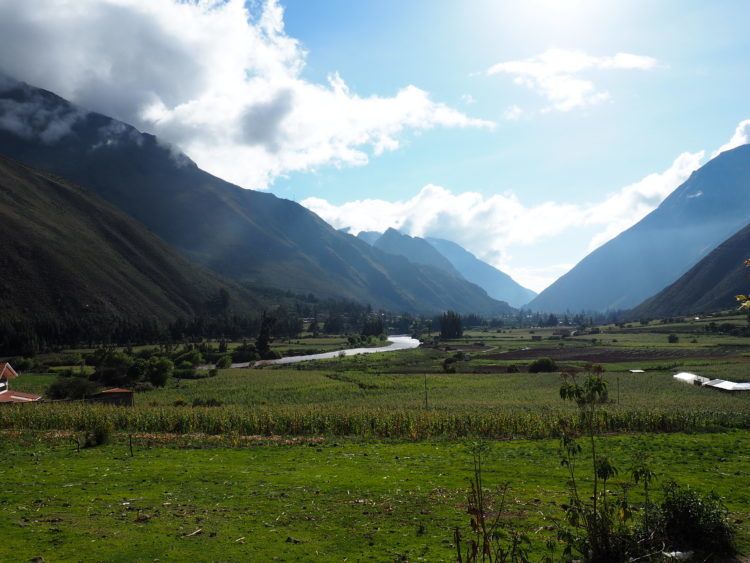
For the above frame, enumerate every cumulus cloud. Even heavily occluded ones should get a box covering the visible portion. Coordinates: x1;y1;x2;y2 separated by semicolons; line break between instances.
304;147;711;291
487;48;658;112
0;0;492;188
712;119;750;157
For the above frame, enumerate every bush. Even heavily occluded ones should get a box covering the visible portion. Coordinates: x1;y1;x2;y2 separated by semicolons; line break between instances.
668;333;680;344
528;357;558;373
82;419;113;448
442;357;456;373
232;343;259;363
215;355;232;369
146;356;173;387
46;377;100;400
655;481;735;557
506;364;519;373
192;397;224;407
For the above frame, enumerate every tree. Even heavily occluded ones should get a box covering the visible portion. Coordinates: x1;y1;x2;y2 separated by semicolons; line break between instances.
736;258;750;310
361;315;384;337
256;312;276;358
440;310;463;339
146;357;173;387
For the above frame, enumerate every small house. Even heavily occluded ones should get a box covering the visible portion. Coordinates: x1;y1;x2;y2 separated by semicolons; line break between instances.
0;363;42;403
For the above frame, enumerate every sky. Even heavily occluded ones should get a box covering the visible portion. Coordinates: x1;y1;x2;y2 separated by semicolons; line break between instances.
1;0;749;291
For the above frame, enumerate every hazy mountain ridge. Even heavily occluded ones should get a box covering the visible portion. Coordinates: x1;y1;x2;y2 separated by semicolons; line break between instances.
373;229;461;276
425;237;537;308
628;222;750;318
0;76;510;315
528;144;750;312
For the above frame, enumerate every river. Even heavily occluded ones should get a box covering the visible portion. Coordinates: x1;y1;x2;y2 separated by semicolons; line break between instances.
229;335;421;368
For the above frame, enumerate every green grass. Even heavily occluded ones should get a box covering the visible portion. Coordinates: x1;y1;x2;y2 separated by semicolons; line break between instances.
1;431;748;561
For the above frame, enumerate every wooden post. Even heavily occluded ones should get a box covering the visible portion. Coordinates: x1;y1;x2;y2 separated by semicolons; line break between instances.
617;376;620;405
129;434;134;457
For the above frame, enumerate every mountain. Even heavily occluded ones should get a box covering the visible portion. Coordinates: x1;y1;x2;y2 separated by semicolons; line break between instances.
425;237;537;308
629;222;750;318
373;229;460;276
0;155;259;324
356;231;382;245
0;76;510;315
528;145;750;312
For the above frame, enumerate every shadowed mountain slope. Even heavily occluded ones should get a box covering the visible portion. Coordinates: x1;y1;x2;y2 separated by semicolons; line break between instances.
629;222;750;318
0;155;260;323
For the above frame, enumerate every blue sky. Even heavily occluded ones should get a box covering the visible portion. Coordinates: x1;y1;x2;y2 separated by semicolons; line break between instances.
277;0;749;204
1;0;749;291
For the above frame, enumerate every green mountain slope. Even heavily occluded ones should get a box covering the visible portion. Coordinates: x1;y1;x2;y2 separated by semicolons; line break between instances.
0;76;509;315
629;222;750;318
529;144;750;312
0;155;258;323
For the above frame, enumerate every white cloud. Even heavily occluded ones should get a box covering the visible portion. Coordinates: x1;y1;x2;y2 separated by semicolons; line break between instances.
461;94;476;105
503;104;524;121
304;147;709;292
712;119;750;157
0;0;492;188
487;48;658;112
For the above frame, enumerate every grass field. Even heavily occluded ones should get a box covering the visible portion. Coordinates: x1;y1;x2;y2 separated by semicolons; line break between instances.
3;320;750;559
1;431;749;561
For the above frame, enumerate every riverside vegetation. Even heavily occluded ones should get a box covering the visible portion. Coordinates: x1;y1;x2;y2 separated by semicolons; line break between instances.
2;314;750;560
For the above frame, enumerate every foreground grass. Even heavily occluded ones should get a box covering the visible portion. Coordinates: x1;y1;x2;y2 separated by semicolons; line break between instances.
1;431;748;561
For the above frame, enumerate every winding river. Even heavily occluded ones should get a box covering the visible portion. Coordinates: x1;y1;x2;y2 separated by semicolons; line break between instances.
230;335;421;368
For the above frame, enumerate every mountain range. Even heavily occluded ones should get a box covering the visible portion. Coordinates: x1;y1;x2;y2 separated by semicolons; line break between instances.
629;222;750;318
355;229;536;308
529;144;750;313
0;76;510;316
0;155;258;323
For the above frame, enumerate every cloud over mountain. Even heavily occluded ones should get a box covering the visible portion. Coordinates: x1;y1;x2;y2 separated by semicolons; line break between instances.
0;0;491;188
304;129;750;291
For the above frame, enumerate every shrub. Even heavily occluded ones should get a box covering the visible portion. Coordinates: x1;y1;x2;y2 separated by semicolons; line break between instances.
146;357;173;387
46;377;100;400
506;364;519;373
668;334;679;344
215;355;232;369
528;357;558;373
443;357;456;373
656;481;735;557
82;419;113;448
192;397;224;407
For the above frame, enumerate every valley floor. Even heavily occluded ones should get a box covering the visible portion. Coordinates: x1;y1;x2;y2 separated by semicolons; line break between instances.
1;431;749;561
4;318;750;559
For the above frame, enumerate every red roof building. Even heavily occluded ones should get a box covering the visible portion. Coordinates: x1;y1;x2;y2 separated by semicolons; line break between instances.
0;363;42;403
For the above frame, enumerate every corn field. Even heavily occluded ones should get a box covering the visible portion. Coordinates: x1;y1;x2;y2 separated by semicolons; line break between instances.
2;403;749;439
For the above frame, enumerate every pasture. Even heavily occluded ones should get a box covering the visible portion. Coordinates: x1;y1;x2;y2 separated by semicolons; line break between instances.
3;318;750;559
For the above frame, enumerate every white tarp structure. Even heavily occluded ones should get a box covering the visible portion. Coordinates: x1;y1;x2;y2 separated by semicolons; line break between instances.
673;372;750;392
704;379;750;392
629;369;645;373
673;372;709;385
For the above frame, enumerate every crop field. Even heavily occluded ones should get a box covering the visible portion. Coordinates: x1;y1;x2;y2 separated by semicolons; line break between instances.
3;319;750;559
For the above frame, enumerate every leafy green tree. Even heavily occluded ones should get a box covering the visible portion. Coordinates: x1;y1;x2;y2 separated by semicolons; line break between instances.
146;357;173;387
